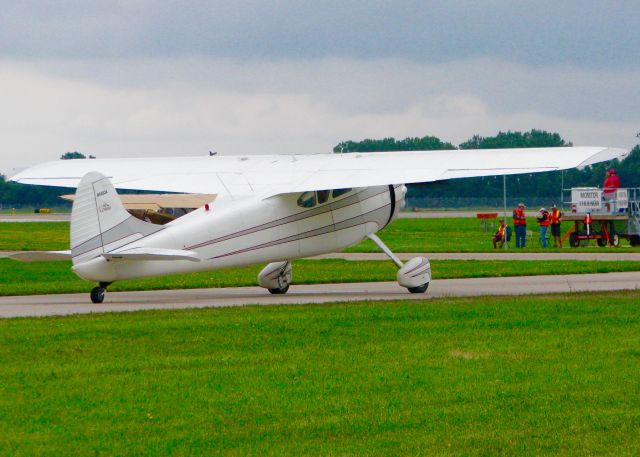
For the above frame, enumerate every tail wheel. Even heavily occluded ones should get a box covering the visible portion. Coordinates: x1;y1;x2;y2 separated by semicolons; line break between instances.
90;287;106;304
569;232;580;248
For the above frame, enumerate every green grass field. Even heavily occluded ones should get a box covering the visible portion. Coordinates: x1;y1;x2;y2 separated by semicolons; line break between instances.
348;218;640;253
1;292;639;455
3;258;640;296
2;219;638;253
0;222;69;251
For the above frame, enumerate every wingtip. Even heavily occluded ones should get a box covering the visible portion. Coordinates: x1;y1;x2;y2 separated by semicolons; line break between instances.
577;147;629;169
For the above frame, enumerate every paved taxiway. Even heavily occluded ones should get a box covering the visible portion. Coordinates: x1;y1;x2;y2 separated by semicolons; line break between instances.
0;214;71;222
1;271;638;318
0;211;540;222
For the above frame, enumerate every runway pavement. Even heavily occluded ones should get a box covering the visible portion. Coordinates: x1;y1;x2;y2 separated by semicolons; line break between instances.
1;271;639;318
0;211;522;222
0;213;71;222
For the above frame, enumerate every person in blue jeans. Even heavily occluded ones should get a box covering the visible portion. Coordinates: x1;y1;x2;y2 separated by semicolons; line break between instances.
537;208;550;248
513;203;527;248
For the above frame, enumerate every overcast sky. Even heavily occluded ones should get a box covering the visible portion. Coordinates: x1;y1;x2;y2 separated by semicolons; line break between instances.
1;1;639;175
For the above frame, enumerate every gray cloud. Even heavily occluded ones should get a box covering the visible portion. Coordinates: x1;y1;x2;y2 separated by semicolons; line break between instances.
1;1;638;68
2;58;638;175
1;2;638;175
25;57;640;123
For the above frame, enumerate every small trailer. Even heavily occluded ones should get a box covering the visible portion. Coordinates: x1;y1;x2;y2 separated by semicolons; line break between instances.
562;187;640;248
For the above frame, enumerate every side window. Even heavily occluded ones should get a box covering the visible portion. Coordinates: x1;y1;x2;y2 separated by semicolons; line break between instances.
297;191;316;208
317;190;330;204
332;188;352;198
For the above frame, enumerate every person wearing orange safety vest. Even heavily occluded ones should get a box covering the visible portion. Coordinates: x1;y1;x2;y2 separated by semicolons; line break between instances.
549;204;562;248
492;219;507;249
512;202;527;248
537;208;551;248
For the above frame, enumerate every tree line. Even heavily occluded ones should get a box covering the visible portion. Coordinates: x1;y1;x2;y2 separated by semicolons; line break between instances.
335;130;640;208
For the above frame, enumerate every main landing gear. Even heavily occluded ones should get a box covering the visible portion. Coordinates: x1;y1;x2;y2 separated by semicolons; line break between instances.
367;234;431;293
258;261;292;294
90;282;112;303
256;235;430;295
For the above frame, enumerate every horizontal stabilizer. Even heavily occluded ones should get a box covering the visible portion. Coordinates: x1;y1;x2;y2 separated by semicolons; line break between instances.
102;247;200;262
8;251;72;262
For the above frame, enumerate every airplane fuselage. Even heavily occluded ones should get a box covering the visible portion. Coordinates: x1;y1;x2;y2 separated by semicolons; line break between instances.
73;185;406;282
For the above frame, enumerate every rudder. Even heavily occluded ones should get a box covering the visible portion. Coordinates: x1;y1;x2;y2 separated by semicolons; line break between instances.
71;172;163;265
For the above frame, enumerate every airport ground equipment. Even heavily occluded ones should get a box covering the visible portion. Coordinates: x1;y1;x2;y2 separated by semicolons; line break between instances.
562;187;640;247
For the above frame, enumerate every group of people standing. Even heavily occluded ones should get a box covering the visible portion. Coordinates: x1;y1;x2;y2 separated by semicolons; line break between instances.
492;204;562;249
492;168;621;249
532;204;563;248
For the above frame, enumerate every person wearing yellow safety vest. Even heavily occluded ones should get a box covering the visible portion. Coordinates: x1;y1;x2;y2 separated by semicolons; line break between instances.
492;219;507;249
549;204;562;248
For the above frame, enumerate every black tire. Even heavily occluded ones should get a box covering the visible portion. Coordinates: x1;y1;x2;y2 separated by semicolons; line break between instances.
268;284;290;295
569;232;580;248
408;283;429;294
597;237;607;247
630;235;640;247
90;287;105;304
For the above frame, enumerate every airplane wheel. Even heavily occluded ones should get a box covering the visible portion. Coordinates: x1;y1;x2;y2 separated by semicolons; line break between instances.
630;235;640;247
597;237;607;247
408;283;429;294
90;287;106;304
569;233;580;248
268;284;290;295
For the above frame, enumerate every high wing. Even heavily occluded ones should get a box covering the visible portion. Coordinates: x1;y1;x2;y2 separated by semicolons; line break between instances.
10;147;628;197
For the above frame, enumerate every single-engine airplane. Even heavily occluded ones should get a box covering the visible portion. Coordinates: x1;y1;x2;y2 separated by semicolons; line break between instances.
10;146;627;303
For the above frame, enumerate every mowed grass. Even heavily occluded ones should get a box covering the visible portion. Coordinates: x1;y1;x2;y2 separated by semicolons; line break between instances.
347;218;640;252
1;292;639;455
3;258;640;296
0;222;69;250
2;219;638;253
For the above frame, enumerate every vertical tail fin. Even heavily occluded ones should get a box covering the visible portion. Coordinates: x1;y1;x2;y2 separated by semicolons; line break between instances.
71;172;163;265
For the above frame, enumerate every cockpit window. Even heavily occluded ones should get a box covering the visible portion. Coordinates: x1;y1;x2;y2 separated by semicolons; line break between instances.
332;188;352;198
297;191;317;208
317;190;330;204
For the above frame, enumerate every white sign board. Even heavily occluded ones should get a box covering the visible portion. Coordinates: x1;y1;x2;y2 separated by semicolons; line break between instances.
615;189;628;211
571;187;602;212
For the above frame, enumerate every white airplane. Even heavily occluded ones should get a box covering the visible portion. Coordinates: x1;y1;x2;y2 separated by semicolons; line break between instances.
10;146;627;303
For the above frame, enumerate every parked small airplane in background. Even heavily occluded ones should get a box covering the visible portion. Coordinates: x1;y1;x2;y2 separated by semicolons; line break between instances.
10;146;627;303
